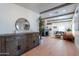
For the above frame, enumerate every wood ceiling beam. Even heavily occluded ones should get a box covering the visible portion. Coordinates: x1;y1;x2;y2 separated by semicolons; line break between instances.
40;3;74;14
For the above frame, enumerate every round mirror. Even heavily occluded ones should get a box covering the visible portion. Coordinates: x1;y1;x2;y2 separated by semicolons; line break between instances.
15;18;30;31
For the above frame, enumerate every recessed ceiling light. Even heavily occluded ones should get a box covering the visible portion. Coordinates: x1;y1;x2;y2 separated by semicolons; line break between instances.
62;10;66;12
55;11;58;13
49;13;52;16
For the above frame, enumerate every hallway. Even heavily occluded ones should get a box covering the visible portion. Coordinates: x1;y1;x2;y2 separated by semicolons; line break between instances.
22;36;79;56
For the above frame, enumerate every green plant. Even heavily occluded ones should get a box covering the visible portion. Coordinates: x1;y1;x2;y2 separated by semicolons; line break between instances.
66;28;72;31
39;16;45;35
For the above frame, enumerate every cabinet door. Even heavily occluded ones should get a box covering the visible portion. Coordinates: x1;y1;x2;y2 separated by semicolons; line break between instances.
6;37;19;56
18;35;27;55
27;34;34;50
27;33;39;50
2;38;6;55
0;37;6;56
0;37;2;55
34;33;40;46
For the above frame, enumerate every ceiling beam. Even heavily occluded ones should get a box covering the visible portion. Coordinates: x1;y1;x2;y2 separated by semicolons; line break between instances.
47;20;72;25
47;17;72;23
42;11;74;19
40;3;74;14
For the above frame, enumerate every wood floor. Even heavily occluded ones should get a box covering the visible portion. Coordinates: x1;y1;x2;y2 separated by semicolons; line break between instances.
22;36;79;56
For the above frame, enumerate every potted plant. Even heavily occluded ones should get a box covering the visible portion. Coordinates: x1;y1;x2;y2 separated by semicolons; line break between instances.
63;28;74;42
39;16;45;36
66;28;72;32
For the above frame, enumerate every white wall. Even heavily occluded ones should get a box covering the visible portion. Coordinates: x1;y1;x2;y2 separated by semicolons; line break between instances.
0;3;39;34
73;4;79;49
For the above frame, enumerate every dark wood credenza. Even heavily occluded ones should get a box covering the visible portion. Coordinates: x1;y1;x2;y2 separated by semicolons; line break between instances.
0;32;40;56
63;32;74;43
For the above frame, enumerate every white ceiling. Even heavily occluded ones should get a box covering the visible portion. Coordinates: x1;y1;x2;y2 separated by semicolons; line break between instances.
41;4;76;19
15;3;77;22
15;3;64;13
